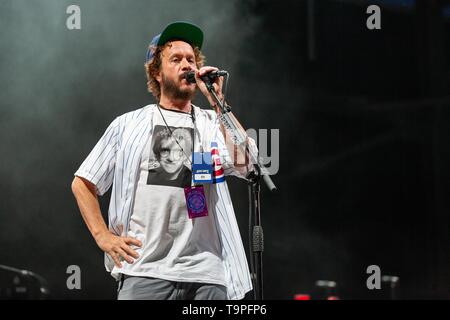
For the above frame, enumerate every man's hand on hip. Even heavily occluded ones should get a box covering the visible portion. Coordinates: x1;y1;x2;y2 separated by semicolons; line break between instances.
95;231;142;268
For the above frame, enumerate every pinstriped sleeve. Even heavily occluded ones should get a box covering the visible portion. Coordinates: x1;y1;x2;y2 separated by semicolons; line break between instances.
74;117;120;196
215;122;257;180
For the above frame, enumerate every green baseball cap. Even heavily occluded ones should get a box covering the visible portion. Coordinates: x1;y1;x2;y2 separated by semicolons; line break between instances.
145;21;204;63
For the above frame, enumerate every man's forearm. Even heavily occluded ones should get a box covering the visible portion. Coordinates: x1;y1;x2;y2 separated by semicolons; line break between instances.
218;111;250;169
71;176;109;241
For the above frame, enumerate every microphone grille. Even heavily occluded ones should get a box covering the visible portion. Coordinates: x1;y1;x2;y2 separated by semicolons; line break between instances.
184;71;196;84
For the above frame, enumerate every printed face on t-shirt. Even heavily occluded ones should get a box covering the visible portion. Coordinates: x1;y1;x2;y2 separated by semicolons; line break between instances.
147;125;193;188
159;138;185;175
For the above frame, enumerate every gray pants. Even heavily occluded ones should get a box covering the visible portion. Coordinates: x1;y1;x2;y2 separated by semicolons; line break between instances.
117;275;227;300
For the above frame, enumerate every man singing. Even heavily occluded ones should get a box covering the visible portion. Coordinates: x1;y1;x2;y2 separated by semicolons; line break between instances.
72;21;254;300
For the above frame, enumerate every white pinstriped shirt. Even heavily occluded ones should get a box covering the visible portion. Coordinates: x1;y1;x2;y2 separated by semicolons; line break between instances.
75;104;253;300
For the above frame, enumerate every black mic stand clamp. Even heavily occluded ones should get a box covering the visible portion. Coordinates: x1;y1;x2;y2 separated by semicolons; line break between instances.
203;78;277;300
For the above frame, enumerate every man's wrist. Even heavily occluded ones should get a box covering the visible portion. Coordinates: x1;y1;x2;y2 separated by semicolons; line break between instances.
210;102;220;113
93;228;109;242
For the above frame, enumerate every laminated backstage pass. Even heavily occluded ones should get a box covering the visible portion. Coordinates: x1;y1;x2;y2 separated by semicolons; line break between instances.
192;152;213;184
184;185;209;219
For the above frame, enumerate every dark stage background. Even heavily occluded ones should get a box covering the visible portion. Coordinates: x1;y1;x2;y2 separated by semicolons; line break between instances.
1;0;450;299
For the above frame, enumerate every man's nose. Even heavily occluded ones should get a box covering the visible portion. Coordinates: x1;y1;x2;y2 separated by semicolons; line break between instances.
167;150;178;162
181;58;192;71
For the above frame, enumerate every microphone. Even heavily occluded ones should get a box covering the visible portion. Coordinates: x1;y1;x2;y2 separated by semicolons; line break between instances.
184;70;228;84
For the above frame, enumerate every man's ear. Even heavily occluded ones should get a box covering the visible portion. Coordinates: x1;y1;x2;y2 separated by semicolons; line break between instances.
155;71;162;84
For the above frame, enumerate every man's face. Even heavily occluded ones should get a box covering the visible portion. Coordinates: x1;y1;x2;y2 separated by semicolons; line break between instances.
159;137;185;175
157;40;197;100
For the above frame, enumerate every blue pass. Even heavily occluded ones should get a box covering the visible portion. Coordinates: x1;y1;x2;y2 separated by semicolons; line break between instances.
192;152;213;184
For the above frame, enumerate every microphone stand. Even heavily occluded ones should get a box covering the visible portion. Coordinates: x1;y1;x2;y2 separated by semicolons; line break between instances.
203;79;277;300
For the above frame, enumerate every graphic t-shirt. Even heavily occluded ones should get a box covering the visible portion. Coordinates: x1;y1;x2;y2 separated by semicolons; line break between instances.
113;106;225;286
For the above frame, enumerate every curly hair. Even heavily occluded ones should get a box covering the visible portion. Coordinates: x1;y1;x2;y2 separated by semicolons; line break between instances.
144;41;205;100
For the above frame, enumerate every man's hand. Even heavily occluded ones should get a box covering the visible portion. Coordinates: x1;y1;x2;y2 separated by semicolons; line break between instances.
195;66;224;110
95;231;142;268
